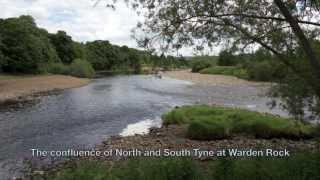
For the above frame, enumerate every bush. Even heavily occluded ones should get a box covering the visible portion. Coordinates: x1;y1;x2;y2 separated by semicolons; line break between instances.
200;66;249;79
244;60;287;82
246;61;274;81
191;61;211;72
162;105;317;140
47;59;95;78
47;63;69;75
218;50;236;66
69;59;95;78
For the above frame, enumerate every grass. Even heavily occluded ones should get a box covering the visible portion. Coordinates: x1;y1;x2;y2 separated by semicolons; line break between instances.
162;105;318;140
48;158;203;180
190;56;218;73
211;153;320;180
0;74;36;80
199;66;249;79
48;153;320;180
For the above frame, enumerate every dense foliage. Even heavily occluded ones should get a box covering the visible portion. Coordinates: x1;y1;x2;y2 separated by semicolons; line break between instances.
118;0;320;120
0;16;59;73
0;15;186;76
48;31;77;64
162;105;318;140
190;46;320;120
218;50;237;66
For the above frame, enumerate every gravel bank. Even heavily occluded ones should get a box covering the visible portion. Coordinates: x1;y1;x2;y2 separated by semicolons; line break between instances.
163;70;269;87
24;125;319;179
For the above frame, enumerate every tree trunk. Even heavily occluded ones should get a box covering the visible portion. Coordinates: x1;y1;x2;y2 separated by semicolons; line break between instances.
274;0;320;95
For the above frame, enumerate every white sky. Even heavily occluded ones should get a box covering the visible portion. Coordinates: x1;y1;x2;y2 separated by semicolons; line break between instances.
0;0;220;56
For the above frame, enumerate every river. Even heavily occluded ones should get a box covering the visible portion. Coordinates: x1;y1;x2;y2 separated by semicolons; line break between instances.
0;75;287;179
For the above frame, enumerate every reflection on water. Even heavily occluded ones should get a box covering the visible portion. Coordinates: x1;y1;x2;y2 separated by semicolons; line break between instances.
0;75;287;179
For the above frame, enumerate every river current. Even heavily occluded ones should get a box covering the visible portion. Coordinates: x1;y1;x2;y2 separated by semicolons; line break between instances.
0;75;287;179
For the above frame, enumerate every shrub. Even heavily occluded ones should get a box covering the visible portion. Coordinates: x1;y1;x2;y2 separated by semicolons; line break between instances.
245;61;286;82
246;61;273;81
191;60;212;72
47;59;95;78
162;105;317;140
218;50;236;66
69;59;95;78
47;63;69;75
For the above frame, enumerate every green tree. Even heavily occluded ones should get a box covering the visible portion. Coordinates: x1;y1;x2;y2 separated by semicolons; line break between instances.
49;31;76;64
73;42;87;60
119;45;142;73
0;27;5;71
0;50;4;72
128;49;142;73
118;0;320;119
0;15;59;73
86;40;120;70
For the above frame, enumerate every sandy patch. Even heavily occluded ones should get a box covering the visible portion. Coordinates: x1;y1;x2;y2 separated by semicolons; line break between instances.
0;75;90;104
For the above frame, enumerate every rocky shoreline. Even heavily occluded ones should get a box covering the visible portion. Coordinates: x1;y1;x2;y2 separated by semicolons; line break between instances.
22;125;319;179
97;125;319;159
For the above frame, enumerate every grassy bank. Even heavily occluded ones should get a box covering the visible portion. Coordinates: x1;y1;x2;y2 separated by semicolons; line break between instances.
162;105;318;140
35;106;320;180
47;153;320;180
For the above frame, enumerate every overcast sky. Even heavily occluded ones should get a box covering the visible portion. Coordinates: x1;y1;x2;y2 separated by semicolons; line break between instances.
0;0;219;56
0;1;141;46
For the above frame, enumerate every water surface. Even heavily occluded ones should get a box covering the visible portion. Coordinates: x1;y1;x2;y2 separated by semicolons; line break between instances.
0;75;286;179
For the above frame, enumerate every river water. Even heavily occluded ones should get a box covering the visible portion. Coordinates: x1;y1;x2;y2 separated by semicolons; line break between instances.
0;75;287;179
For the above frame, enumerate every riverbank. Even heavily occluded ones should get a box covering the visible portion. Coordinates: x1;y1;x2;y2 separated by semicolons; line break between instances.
26;124;319;179
25;106;320;180
0;75;90;105
10;75;317;179
163;70;269;87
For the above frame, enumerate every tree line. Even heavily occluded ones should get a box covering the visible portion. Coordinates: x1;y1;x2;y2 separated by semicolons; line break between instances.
124;0;320;120
0;15;188;77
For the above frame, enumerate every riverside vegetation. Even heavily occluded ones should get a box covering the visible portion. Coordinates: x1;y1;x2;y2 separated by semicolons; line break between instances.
190;49;289;82
190;46;320;120
47;154;320;180
0;16;188;78
39;105;320;180
4;0;320;179
162;105;319;140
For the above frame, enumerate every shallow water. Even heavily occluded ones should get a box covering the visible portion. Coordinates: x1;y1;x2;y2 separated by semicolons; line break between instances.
0;75;286;179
